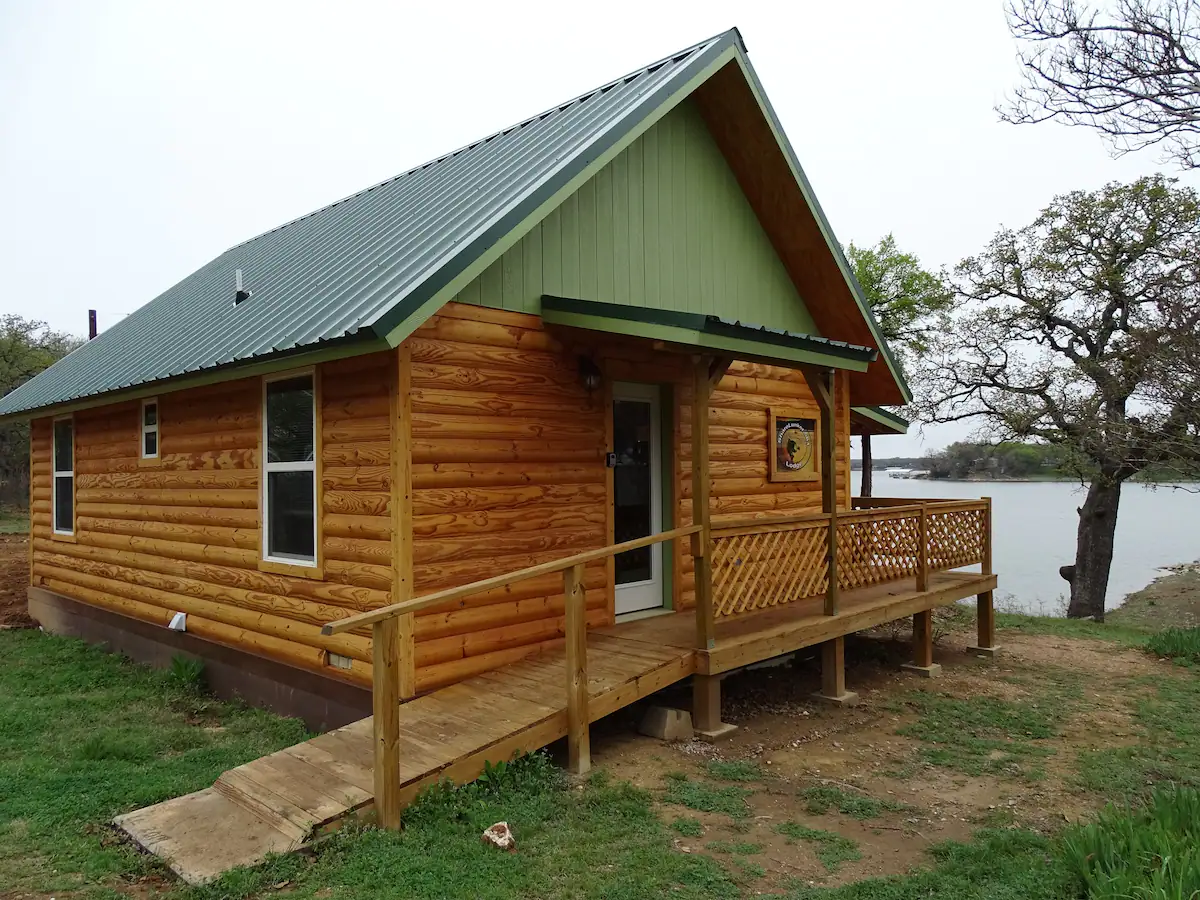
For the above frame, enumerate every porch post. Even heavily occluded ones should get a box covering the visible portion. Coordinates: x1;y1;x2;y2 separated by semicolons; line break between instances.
691;357;735;740
817;369;839;614
970;497;1000;656
691;357;716;652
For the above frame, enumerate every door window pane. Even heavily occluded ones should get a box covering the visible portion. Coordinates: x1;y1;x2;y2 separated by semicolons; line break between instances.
267;471;315;560
613;398;653;585
266;376;314;463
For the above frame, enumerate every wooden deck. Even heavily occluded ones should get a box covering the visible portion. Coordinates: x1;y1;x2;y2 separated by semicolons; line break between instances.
603;570;997;675
115;568;994;884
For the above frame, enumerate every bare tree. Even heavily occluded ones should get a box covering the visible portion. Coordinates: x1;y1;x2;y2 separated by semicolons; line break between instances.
1002;0;1200;168
919;176;1200;620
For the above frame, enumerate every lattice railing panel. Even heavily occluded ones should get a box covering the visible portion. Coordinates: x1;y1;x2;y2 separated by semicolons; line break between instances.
711;522;829;618
836;512;921;591
928;507;985;570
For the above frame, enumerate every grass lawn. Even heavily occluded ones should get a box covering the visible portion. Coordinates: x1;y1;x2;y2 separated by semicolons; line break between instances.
0;506;28;534
4;612;1200;898
0;629;309;896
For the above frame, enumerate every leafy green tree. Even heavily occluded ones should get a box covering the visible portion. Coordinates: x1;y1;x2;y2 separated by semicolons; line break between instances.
0;316;80;509
847;235;953;495
921;176;1200;620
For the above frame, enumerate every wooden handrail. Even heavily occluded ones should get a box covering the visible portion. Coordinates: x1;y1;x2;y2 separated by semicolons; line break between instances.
324;524;703;636
358;523;704;826
712;498;988;537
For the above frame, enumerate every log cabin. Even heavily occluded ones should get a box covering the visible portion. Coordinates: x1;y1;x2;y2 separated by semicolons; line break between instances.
0;29;998;871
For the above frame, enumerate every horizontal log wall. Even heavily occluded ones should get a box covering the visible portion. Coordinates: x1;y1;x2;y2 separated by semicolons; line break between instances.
676;363;851;610
406;305;610;691
30;351;397;689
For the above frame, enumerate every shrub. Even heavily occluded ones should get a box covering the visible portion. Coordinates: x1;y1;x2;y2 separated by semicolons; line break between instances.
1062;785;1200;899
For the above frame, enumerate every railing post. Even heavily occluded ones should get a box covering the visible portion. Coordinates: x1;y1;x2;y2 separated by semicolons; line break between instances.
563;562;590;775
372;618;402;830
917;503;929;592
692;358;716;650
981;496;993;576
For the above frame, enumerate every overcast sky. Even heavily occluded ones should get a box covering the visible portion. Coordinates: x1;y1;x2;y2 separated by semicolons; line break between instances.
1;0;1194;456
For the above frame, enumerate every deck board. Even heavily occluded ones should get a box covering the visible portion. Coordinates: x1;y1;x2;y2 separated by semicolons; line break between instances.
116;569;994;884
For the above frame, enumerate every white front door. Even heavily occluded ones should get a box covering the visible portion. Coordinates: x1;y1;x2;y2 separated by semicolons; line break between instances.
612;383;664;616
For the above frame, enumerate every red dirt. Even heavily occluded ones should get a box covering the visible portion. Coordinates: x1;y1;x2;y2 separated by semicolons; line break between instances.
0;533;32;629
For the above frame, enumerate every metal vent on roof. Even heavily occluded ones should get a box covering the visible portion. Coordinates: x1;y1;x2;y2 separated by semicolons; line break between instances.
234;269;252;305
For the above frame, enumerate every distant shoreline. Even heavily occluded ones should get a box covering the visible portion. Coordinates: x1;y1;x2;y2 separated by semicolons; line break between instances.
865;474;1200;485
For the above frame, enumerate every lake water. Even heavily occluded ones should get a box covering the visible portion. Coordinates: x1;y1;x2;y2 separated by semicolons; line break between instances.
851;472;1200;614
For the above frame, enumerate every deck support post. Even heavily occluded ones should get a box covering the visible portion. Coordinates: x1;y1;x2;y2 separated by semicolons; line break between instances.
902;608;941;677
564;563;591;775
969;498;1000;656
812;635;858;705
372;617;402;830
693;674;736;741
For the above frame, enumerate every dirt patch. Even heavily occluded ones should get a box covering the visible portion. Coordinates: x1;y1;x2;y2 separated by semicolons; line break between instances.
587;627;1173;891
0;533;32;629
1110;561;1200;630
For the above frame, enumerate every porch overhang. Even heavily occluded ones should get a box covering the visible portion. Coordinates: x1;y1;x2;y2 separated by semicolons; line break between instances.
851;405;909;436
540;296;878;372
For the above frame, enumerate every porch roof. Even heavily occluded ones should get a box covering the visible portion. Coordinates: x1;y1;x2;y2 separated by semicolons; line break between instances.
540;296;878;372
850;405;909;435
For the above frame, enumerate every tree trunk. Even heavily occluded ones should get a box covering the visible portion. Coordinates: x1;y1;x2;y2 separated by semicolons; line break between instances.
860;434;873;498
1066;478;1122;621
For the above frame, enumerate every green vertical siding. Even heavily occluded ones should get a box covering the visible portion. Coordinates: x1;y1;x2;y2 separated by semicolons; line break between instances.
450;98;816;334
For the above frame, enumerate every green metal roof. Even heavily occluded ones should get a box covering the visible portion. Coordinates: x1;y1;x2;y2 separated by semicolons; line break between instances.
0;27;907;419
0;31;740;418
540;296;878;371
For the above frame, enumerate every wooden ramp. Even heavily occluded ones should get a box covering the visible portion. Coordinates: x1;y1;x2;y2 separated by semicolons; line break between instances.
115;631;695;884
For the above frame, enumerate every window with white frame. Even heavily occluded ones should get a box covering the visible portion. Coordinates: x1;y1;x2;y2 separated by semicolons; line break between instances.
262;373;317;564
141;399;159;459
52;417;74;535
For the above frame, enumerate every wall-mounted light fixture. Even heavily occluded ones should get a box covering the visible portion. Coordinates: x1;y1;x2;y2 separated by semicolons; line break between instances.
578;356;602;393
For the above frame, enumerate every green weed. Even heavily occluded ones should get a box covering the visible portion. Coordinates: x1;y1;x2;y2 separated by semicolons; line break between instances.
663;773;753;818
1145;627;1200;666
783;828;1071;898
1062;786;1200;899
705;840;762;855
166;654;207;695
704;759;766;782
670;816;704;837
773;822;862;872
896;690;1059;779
801;785;906;819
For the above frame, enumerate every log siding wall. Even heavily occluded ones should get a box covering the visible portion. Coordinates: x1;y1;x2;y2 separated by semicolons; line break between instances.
29;306;852;698
29;351;397;689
